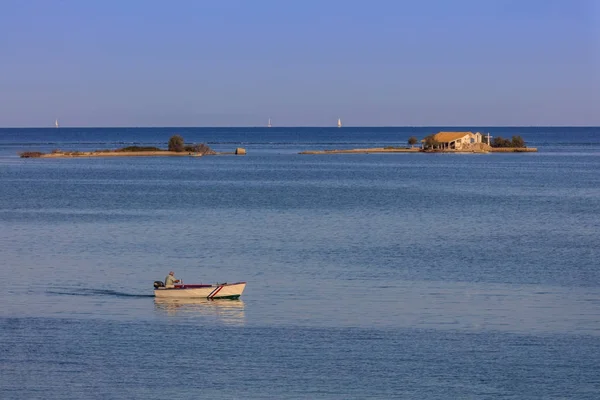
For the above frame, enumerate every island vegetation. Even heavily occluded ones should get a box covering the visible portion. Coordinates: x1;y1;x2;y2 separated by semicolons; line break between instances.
491;135;526;148
300;132;536;155
19;135;237;158
421;134;441;150
117;146;162;152
168;135;185;152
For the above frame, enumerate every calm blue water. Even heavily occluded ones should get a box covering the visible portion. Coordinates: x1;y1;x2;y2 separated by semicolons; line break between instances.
1;127;599;399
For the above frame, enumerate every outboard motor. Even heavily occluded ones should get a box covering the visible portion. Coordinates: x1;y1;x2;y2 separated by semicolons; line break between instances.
154;281;164;288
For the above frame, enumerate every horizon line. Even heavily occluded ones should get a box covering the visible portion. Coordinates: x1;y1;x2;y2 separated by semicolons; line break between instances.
1;125;599;129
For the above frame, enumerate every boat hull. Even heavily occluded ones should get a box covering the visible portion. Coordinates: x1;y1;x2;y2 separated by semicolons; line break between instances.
154;282;246;299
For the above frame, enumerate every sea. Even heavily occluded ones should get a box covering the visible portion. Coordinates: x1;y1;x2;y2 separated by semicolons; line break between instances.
1;127;599;399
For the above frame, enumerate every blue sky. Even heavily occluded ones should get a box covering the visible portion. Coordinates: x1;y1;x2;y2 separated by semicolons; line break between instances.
0;0;598;127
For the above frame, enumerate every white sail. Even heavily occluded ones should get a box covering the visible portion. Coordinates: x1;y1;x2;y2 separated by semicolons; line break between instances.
268;118;272;128
337;118;342;128
55;119;59;128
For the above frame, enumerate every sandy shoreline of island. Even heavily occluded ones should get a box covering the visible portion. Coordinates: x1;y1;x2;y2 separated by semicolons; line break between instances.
299;148;420;155
21;146;536;158
37;151;197;158
299;147;537;155
489;147;537;152
22;149;245;158
18;135;247;158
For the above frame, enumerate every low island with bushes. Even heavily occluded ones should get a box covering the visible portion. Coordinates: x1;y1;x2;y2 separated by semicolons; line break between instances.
20;135;247;158
300;131;536;155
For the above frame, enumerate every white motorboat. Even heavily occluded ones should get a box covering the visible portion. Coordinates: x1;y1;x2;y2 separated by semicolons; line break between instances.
153;281;246;299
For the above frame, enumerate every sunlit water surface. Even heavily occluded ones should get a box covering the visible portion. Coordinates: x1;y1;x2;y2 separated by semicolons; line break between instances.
1;127;599;399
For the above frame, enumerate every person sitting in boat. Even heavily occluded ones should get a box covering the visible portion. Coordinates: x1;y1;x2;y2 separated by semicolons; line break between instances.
164;271;180;287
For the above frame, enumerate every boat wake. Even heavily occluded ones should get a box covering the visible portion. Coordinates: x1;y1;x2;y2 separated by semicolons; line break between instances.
46;288;153;298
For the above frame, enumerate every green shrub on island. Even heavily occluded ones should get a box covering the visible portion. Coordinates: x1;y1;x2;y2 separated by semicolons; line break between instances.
168;135;185;152
116;146;162;152
422;134;440;150
511;136;525;148
491;135;526;148
408;136;418;147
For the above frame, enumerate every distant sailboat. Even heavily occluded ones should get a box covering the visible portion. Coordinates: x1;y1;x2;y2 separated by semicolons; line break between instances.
55;119;59;128
268;118;272;128
337;118;342;128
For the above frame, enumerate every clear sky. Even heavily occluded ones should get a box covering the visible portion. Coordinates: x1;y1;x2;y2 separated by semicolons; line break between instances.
0;0;598;127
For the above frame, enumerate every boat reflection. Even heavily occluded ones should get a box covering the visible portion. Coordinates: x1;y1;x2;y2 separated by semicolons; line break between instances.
154;298;245;325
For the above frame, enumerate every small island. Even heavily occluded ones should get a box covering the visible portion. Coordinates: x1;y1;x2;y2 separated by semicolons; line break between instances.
300;131;537;155
20;135;247;158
